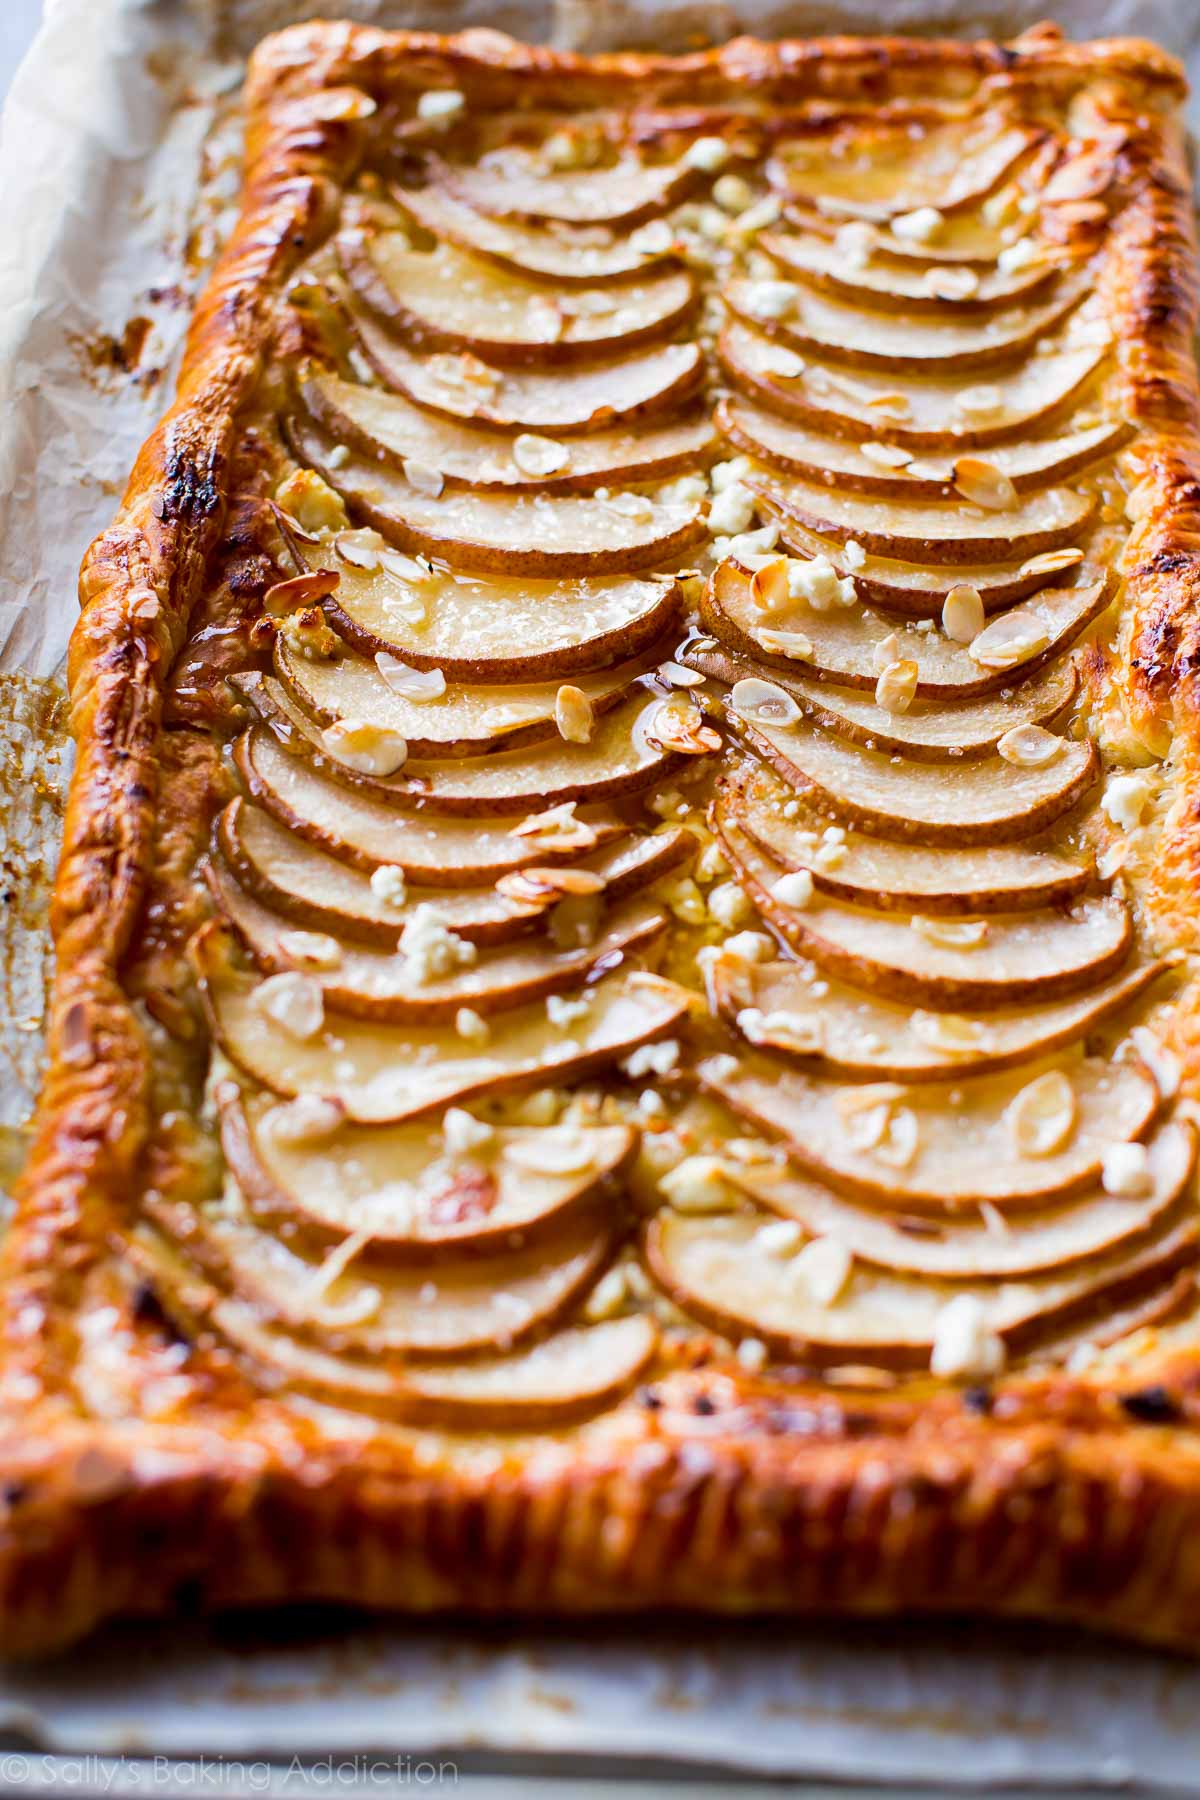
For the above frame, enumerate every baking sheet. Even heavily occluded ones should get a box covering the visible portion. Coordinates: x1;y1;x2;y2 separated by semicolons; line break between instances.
4;0;1200;1786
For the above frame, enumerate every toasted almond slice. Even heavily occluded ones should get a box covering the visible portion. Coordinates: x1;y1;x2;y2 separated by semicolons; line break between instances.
1006;1069;1077;1158
942;584;985;642
953;457;1018;511
997;723;1063;768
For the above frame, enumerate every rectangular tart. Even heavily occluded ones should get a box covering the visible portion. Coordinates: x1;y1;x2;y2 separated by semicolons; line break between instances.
6;19;1200;1656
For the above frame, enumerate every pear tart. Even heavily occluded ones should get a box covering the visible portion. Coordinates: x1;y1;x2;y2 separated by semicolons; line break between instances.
10;22;1200;1658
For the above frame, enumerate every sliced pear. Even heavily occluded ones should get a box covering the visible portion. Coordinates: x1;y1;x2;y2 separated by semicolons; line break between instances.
767;120;1038;223
720;819;1129;1008
194;922;692;1124
646;1207;1196;1368
290;419;707;575
718;318;1104;448
725;273;1084;374
440;148;692;227
348;303;705;433
723;764;1091;914
782;197;1023;265
727;718;1098;846
236;729;628;886
733;1120;1195;1280
237;676;691;816
760;228;1057;311
147;1189;612;1358
754;476;1096;567
339;234;695;365
319;557;680;682
274;632;649;757
712;953;1169;1082
702;557;1111;697
207;860;668;1024
300;372;715;493
221;1085;636;1250
718;395;1126;502
689;640;1078;761
218;800;687;947
394;172;667;282
700;1051;1160;1212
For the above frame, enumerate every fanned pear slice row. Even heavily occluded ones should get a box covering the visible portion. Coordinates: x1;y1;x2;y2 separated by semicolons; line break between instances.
699;1051;1161;1212
131;1229;658;1426
291;421;707;575
712;952;1170;1083
348;304;705;434
340;234;695;365
645;1207;1197;1368
235;729;628;886
218;799;688;948
767;121;1038;223
220;1086;636;1252
319;558;681;682
731;717;1098;847
703;557;1111;698
274;632;650;757
301;373;716;494
780;198;1026;266
759;229;1058;311
724;765;1091;914
718;318;1105;448
734;1120;1196;1280
690;642;1078;761
725;273;1084;374
194;923;692;1124
146;1190;612;1359
441;148;693;227
237;676;691;817
718;396;1127;503
719;818;1130;1009
754;476;1096;567
206;861;668;1024
395;172;669;282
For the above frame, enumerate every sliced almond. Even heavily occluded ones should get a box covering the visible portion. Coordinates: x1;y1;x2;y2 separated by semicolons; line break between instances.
251;971;324;1041
496;866;607;905
874;659;918;715
872;631;901;673
513;433;571;477
749;557;791;612
277;929;343;972
555;684;596;744
942;584;985;643
511;801;599;852
912;916;989;950
335;529;384;571
924;267;980;300
730;677;801;727
860;443;912;469
753;626;814;660
647;694;722;755
968;613;1050;671
374;653;446;702
1020;547;1084;576
1006;1069;1077;1158
320;717;408;776
910;1012;993;1055
953;457;1018;511
402;458;444;497
997;723;1063;768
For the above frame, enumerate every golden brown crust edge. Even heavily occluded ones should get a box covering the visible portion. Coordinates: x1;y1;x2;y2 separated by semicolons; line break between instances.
5;20;1200;1658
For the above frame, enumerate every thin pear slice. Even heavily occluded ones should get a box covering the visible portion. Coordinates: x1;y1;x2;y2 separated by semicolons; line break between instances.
236;729;628;886
395;172;667;282
291;419;707;575
767;120;1038;223
774;517;1082;617
702;557;1111;697
274;632;649;757
725;273;1083;374
718;395;1126;502
645;1207;1197;1368
319;556;681;681
719;818;1130;1009
712;952;1170;1082
207;860;668;1024
723;764;1091;914
718;318;1104;448
782;198;1020;265
754;475;1096;567
339;234;695;365
441;148;692;227
348;303;705;433
237;676;691;817
218;799;688;947
146;1190;611;1358
689;640;1078;761
733;1120;1196;1280
301;372;715;494
194;923;692;1124
699;1051;1160;1212
760;228;1057;311
220;1085;636;1251
727;718;1098;846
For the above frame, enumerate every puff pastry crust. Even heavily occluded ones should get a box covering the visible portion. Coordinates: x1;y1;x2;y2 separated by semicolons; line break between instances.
6;19;1200;1657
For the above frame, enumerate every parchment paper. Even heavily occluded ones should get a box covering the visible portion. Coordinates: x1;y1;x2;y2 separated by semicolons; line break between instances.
4;0;1200;1787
